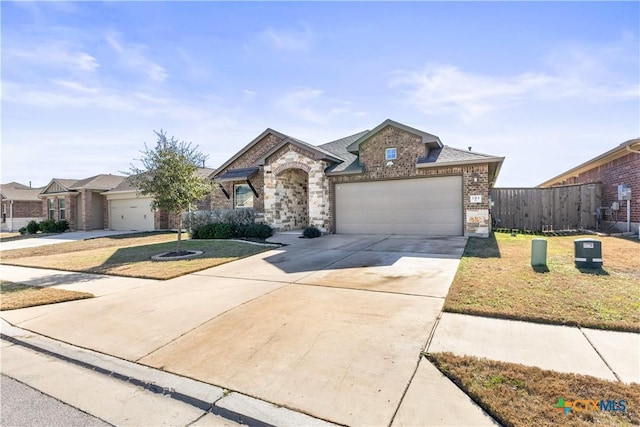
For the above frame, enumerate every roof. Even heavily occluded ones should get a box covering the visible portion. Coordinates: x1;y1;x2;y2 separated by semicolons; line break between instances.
104;168;215;194
216;167;260;182
417;146;505;186
212;128;288;177
0;185;43;201
256;136;344;166
70;174;126;190
538;138;640;187
319;131;369;174
346;119;442;154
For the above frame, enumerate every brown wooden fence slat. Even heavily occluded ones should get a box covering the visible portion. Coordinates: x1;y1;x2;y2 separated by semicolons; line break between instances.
491;184;601;231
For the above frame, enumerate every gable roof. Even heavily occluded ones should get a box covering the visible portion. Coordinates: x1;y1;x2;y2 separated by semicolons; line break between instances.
538;138;640;188
2;182;32;190
70;174;125;190
256;136;344;165
212;129;288;178
346;119;442;154
417;146;504;186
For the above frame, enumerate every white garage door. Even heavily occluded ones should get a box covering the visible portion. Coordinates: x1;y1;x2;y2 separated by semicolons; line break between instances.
335;176;463;235
109;198;155;231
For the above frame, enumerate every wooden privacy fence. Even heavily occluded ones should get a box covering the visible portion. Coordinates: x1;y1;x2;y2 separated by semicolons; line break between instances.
491;183;601;231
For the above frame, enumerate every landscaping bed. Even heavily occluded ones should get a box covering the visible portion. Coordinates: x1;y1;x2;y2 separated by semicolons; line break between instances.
0;232;273;280
429;352;639;427
445;233;640;332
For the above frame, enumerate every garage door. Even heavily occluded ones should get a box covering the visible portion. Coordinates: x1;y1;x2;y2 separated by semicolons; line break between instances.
335;176;463;235
109;198;155;231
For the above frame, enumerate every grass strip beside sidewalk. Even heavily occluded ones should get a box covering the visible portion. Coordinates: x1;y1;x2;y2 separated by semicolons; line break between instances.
445;233;640;332
429;352;639;427
1;281;93;310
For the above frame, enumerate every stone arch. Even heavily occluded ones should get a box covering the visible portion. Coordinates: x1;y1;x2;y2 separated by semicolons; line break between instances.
274;161;311;176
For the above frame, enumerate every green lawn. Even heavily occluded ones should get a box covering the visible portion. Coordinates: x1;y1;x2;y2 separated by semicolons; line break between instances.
0;233;274;280
445;233;640;332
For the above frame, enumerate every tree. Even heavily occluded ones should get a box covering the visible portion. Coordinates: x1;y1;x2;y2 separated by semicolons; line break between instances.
128;130;213;253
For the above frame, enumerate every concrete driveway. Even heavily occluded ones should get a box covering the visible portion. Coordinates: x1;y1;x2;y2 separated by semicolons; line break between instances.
1;234;493;426
0;230;140;251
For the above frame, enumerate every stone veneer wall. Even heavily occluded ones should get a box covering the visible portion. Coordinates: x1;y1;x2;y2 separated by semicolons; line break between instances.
326;125;492;237
264;144;330;230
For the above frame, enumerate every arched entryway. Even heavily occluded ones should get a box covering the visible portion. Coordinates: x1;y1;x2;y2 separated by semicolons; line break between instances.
274;167;309;230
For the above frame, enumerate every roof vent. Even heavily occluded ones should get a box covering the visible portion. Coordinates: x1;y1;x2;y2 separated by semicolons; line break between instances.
468;147;472;151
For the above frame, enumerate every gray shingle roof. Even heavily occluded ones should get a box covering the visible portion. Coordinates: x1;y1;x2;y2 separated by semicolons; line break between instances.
318;131;369;173
0;186;43;201
70;174;126;190
105;168;215;193
418;146;502;165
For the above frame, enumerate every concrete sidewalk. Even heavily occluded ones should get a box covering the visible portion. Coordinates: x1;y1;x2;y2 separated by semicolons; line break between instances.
428;312;640;384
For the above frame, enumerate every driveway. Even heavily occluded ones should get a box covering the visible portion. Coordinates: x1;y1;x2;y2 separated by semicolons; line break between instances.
0;230;140;251
1;234;493;426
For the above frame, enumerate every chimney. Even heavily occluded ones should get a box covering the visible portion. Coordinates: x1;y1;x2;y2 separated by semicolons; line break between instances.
29;181;32;188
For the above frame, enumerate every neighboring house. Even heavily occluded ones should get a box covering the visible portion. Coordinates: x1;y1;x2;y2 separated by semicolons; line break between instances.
210;119;504;237
39;174;126;231
538;138;640;234
0;182;44;232
102;168;215;231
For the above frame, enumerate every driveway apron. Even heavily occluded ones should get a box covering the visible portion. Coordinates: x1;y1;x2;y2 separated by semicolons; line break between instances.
1;234;466;426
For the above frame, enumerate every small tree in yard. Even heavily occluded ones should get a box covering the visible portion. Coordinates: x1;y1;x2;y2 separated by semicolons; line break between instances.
128;130;213;254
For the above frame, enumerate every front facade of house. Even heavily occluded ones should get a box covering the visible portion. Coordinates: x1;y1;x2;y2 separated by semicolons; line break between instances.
39;175;125;232
211;119;504;237
0;182;44;232
538;138;640;234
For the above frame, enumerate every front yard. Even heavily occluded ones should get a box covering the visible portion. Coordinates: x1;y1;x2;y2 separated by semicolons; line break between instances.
445;233;640;332
1;281;93;310
0;232;274;280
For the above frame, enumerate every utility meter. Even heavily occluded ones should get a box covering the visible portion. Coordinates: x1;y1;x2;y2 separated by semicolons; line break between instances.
618;184;631;201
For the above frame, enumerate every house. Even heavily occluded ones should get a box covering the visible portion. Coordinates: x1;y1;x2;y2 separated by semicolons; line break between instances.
102;168;215;231
39;174;126;231
1;182;44;232
210;119;504;237
538;138;640;234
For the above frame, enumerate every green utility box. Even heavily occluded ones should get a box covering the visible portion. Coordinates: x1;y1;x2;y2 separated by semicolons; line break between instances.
574;238;602;269
531;238;547;266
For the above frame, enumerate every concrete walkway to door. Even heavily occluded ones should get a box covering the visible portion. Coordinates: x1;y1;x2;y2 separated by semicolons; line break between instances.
2;233;498;426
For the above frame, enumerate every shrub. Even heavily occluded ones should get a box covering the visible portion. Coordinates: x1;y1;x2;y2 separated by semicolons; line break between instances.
214;222;234;239
38;219;57;233
26;220;40;234
194;223;218;239
19;227;27;235
245;223;273;239
185;208;256;231
303;225;322;239
56;220;69;232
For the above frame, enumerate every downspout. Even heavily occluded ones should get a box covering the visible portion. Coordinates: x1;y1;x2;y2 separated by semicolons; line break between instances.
9;200;13;232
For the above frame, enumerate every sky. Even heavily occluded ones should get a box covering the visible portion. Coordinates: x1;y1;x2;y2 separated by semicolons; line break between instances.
2;1;639;188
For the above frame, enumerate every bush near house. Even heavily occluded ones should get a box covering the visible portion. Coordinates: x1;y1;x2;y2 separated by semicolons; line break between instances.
38;220;69;234
26;220;40;235
303;225;322;238
189;209;273;240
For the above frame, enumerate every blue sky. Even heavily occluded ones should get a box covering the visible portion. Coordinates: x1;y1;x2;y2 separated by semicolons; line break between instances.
2;1;638;188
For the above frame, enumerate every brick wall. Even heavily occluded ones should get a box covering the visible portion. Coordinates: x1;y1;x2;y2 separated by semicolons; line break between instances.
1;200;43;231
41;194;78;231
550;152;639;230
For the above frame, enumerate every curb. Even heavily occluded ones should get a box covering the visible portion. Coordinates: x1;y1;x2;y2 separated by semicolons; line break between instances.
0;319;340;427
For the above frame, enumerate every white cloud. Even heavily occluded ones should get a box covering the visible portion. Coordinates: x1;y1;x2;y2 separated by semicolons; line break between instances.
105;31;168;83
5;44;99;73
277;88;327;123
391;39;639;121
255;25;313;52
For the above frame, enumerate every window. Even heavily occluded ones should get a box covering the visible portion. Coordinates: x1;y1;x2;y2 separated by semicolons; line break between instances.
48;199;55;220
234;184;254;208
385;148;397;160
59;198;66;220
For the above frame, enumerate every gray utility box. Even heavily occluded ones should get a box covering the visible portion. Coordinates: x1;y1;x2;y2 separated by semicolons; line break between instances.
574;238;602;268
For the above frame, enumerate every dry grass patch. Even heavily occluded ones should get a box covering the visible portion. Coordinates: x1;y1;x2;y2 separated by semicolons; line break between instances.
0;281;93;310
1;235;272;280
429;353;639;427
445;233;640;332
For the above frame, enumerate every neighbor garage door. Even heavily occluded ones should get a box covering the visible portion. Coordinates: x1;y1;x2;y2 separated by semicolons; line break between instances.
335;176;463;235
109;198;155;231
